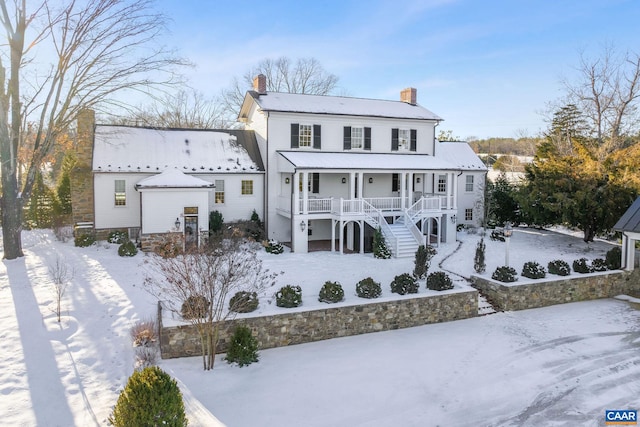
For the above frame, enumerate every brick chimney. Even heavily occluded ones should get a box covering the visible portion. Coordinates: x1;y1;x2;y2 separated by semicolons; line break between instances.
400;87;417;105
253;74;267;94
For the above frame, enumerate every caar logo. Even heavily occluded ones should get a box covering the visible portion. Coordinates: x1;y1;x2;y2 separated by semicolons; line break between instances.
606;410;637;425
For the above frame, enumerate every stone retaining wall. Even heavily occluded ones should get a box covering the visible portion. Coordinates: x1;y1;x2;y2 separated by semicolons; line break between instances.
159;289;478;359
472;269;640;312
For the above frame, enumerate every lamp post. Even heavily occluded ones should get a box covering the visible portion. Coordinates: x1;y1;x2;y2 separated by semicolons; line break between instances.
504;222;513;266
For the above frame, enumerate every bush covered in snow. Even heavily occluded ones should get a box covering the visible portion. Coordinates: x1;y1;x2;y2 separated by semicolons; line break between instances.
356;277;382;299
264;239;284;254
117;241;137;257
548;259;571;276
572;258;592;274
373;227;391;259
426;271;453;291
390;273;419;295
74;233;95;247
181;294;210;319
225;325;259;367
591;258;608;272
229;291;259;313
107;230;128;244
275;285;302;308
491;266;518;282
318;281;344;303
109;366;187;427
521;261;546;279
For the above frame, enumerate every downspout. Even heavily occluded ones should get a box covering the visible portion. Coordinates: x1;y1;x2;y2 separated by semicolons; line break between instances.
264;111;269;237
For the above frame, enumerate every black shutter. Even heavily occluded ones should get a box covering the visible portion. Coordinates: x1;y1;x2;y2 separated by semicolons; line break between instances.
410;129;417;151
343;126;351;150
391;128;399;151
364;127;371;150
291;123;299;148
312;173;320;194
392;173;399;192
313;125;321;149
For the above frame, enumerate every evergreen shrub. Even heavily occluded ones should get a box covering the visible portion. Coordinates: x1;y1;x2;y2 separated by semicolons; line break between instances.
318;281;344;303
275;285;302;308
373;227;391;259
521;261;546;279
229;291;259;313
225;325;259;367
426;271;453;291
356;277;382;299
108;366;187;427
413;245;436;279
74;233;95;247
573;258;593;274
118;241;137;257
591;258;608;272
264;239;284;254
209;210;224;234
474;238;486;273
491;266;518;282
108;230;128;244
390;273;419;295
548;259;571;276
605;246;622;270
180;295;210;319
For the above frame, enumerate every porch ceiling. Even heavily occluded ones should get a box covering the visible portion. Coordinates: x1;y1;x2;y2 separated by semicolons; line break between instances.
277;151;460;172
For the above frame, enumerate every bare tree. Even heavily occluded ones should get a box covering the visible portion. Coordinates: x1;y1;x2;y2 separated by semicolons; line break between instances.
145;238;278;370
562;45;640;156
113;88;226;129
0;0;187;259
48;254;74;322
219;56;339;125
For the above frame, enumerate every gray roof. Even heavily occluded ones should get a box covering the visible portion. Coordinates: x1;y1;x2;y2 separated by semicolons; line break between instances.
613;197;640;233
436;141;488;171
278;151;459;171
243;91;443;121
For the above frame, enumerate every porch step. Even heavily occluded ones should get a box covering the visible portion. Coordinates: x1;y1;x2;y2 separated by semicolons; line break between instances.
387;224;419;258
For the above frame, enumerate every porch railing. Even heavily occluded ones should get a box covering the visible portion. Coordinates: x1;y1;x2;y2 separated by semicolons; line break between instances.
403;210;426;247
284;195;448;216
362;200;398;256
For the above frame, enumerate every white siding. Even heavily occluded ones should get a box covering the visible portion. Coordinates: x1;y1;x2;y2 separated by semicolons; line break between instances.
198;173;264;223
139;189;210;234
94;173;143;229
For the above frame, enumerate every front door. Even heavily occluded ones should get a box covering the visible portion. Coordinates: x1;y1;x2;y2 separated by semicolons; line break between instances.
184;216;198;250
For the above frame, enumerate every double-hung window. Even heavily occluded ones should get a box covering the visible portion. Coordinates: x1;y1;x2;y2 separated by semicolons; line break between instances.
391;128;417;151
114;180;126;206
465;175;474;192
299;125;312;147
465;208;473;221
215;180;225;203
398;129;410;150
437;175;447;193
241;180;253;195
351;127;363;149
343;126;371;150
291;123;321;149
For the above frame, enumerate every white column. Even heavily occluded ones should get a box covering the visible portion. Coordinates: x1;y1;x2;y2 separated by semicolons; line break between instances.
400;172;407;209
452;172;458;210
301;171;308;214
331;219;336;253
408;172;414;204
293;172;300;214
357;172;364;199
359;221;364;254
446;172;453;209
349;172;356;199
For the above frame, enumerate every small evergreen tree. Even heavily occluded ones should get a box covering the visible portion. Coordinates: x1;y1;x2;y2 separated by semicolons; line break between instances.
24;171;56;229
474;238;486;273
413;245;436;279
247;209;265;241
109;366;187;427
55;169;72;215
225;325;259;367
373;227;391;259
209;210;224;235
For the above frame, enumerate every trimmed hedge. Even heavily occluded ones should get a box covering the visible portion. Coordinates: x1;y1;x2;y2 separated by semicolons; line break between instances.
229;291;259;313
275;285;302;308
548;259;571;276
491;266;518;283
356;277;382;299
390;273;419;295
426;271;453;291
521;261;546;279
318;281;344;303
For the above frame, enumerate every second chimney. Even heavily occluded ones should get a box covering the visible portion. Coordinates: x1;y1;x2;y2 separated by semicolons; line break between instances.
400;87;417;105
253;74;267;95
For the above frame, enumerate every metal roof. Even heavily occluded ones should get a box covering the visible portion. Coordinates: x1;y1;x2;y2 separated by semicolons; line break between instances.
613;197;640;233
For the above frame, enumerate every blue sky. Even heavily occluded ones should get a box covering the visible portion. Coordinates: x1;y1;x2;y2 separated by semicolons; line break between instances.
154;0;640;139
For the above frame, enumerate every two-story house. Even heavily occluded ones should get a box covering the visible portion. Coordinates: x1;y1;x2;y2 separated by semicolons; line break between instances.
70;76;486;257
238;74;487;256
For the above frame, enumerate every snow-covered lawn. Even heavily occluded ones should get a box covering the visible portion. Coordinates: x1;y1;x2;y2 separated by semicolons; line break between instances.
1;227;637;426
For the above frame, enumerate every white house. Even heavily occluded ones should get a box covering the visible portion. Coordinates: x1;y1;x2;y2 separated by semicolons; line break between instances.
237;74;488;256
71;77;486;257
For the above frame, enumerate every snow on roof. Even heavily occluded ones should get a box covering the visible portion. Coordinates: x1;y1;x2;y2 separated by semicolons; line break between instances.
135;168;214;189
278;151;459;171
252;92;443;121
93;126;260;173
436;141;488;171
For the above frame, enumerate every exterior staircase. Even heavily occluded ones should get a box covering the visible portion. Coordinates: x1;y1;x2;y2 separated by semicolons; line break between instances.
387;221;420;258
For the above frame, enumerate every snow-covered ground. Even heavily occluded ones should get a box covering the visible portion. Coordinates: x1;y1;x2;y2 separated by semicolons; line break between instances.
1;227;637;426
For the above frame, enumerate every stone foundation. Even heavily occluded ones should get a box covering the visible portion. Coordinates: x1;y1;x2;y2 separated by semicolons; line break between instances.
159;289;478;359
472;269;640;311
140;232;183;253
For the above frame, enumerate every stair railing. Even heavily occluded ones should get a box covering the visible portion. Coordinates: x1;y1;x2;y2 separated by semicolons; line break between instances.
362;199;398;256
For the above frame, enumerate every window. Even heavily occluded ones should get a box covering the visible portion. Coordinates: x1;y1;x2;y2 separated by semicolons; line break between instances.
465;175;474;192
392;173;399;192
392;128;416;151
437;175;447;193
291;124;321;148
298;173;319;193
465;208;473;221
215;180;224;204
114;180;126;206
351;127;363;149
241;180;253;195
398;129;410;150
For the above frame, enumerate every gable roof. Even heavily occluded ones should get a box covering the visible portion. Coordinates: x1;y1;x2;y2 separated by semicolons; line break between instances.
135;168;215;189
277;151;459;171
92;125;264;173
613;197;640;233
240;91;443;121
436;141;488;171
